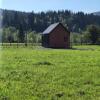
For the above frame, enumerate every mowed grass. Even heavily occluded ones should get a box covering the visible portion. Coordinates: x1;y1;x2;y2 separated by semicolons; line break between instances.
0;45;100;100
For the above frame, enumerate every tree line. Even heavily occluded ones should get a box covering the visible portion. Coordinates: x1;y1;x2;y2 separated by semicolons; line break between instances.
1;27;41;46
2;9;100;32
71;25;100;45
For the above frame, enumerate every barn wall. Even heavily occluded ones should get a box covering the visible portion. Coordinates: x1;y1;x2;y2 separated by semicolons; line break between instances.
49;24;70;48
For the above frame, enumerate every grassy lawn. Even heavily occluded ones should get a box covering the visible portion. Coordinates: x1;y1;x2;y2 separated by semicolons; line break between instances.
0;45;100;100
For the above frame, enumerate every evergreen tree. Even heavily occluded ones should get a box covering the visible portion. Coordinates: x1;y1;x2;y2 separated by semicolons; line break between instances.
18;24;25;43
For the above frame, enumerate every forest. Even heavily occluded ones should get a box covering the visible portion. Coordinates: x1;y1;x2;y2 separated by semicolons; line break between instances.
0;9;100;44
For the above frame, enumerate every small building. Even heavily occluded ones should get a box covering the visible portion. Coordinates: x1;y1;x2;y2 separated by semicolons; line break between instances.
42;23;70;48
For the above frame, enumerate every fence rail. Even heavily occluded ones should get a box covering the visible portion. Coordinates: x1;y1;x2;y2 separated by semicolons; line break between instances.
0;42;93;48
0;43;42;47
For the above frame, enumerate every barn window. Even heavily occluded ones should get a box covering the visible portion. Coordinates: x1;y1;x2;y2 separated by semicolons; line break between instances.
64;37;67;42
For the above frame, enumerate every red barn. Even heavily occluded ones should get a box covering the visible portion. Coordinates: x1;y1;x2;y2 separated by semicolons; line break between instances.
42;23;70;48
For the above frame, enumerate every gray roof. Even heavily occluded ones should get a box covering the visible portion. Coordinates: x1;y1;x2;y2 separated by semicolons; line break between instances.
43;23;60;34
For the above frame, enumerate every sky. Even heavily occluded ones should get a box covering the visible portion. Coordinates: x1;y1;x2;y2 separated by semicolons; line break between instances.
0;0;100;13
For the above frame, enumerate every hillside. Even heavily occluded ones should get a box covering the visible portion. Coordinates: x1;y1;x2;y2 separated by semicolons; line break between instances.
93;11;100;16
1;9;100;33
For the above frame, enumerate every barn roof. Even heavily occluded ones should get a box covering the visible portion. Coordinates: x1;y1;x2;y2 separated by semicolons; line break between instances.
42;22;69;34
42;23;60;34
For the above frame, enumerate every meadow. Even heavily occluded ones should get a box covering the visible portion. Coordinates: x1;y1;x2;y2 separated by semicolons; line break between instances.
0;45;100;100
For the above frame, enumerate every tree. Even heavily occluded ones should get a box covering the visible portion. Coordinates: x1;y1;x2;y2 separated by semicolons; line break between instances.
18;24;25;43
82;31;91;44
71;32;81;45
24;32;28;46
27;31;41;45
8;35;13;46
6;27;15;45
0;28;2;44
86;25;100;44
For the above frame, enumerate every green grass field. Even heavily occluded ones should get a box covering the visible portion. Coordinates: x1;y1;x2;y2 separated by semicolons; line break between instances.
0;45;100;100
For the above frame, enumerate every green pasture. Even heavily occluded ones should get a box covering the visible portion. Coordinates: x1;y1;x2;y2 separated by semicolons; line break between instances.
0;45;100;100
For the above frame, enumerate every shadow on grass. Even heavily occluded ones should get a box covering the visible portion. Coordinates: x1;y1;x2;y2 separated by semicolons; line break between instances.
71;48;95;51
42;47;95;51
33;61;54;66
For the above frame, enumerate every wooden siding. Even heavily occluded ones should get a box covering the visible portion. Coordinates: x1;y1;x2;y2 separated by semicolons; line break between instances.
49;24;70;48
